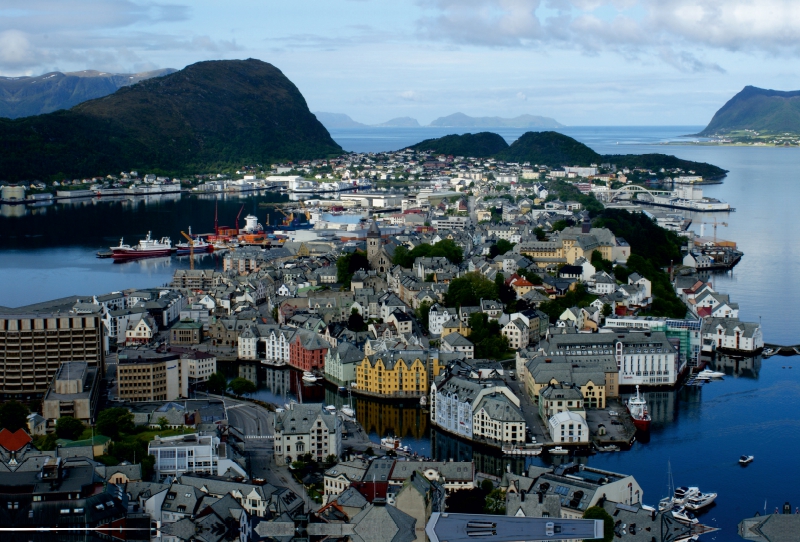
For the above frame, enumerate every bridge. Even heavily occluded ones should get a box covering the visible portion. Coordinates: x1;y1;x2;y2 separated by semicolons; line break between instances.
607;185;674;203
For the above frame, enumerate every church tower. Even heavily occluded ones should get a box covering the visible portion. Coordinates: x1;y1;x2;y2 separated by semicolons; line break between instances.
366;220;381;262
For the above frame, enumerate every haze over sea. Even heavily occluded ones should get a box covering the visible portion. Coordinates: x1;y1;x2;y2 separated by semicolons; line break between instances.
0;125;798;540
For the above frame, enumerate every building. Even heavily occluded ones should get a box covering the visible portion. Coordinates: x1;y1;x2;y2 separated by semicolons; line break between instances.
42;362;100;429
125;316;156;345
522;356;610;409
117;349;188;402
538;383;585;422
289;330;330;372
355;349;430;398
702;317;764;354
739;512;800;542
273;403;342;466
389;460;475;494
169;318;203;345
366;221;394;274
502;319;530;350
323;342;365;386
548;411;589;444
0;300;105;398
148;433;245;480
324;458;369;498
440;333;474;359
182;350;217;384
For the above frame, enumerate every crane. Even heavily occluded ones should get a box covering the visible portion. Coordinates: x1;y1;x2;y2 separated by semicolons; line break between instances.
235;204;245;232
697;217;728;245
181;230;195;270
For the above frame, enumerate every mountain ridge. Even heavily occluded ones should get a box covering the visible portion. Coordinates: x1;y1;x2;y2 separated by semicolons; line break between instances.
0;59;343;181
429;112;563;129
699;85;800;135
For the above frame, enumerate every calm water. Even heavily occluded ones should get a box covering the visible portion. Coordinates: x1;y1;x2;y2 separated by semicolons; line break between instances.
2;127;797;539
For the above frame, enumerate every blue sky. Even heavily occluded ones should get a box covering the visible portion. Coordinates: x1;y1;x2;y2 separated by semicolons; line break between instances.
2;0;800;125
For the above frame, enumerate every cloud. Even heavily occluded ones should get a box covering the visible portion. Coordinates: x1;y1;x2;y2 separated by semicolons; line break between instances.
516;91;527;100
417;0;800;72
399;90;421;100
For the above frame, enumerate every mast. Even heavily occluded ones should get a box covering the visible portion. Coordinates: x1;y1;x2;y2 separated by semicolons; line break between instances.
214;202;219;236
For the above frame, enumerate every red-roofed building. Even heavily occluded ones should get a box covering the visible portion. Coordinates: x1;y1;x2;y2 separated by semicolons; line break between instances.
351;480;389;503
0;428;32;453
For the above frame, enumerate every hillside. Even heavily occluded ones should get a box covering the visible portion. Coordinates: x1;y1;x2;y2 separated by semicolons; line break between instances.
407;132;510;156
0;69;175;118
0;59;343;181
428;112;563;129
497;131;601;166
313;112;368;128
699;86;800;135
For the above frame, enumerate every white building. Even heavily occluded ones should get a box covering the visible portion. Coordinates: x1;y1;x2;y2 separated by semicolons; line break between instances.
428;304;457;336
148;433;246;480
273;403;342;466
548;411;589;444
502;319;530;350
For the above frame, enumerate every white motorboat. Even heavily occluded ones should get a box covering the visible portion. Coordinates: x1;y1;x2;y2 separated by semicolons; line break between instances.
684;492;718;511
340;406;355;417
549;446;570;455
325;405;336;413
302;374;317;383
381;436;403;450
673;486;700;504
670;506;698;524
697;369;725;379
739;455;754;465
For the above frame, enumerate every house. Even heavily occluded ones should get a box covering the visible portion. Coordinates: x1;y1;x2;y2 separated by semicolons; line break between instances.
273;403;341;466
428;304;457;336
125;316;156;345
323;342;365;387
289;330;330;372
441;333;474;359
548;411;589;444
387;310;414;334
701;318;764;354
169;318;203;345
502;319;529;350
480;299;503;320
324;458;369;499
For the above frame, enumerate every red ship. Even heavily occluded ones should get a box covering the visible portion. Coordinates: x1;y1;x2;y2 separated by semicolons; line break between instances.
626;385;652;431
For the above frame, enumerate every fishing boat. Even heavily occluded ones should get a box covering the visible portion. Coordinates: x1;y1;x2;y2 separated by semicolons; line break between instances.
626;385;652;431
684;492;718;511
111;232;172;260
176;227;212;254
739;455;754;465
381;436;407;451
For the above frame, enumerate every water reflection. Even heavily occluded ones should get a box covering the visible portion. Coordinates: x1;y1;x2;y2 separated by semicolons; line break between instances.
713;354;761;379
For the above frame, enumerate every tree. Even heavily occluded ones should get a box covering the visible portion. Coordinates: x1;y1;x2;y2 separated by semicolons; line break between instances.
157;417;170;431
347;310;367;332
480;479;494;492
55;416;85;440
602;304;613;317
392;239;464;268
96;407;135;440
416;301;432;332
552;219;570;232
228;377;257;396
495;239;516;256
206;371;227;394
583;506;615;542
392;245;410;267
337;250;370;286
483;488;506;514
0;400;29;432
534;227;546;241
324;454;338;468
445;272;499;308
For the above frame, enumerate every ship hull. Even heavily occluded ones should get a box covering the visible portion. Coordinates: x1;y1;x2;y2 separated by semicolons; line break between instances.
632;417;651;432
112;249;172;260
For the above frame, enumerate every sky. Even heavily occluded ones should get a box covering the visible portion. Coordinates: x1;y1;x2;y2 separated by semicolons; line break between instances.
2;0;800;125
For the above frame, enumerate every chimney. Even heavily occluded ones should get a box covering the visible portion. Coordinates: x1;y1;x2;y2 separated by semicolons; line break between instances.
581;217;591;234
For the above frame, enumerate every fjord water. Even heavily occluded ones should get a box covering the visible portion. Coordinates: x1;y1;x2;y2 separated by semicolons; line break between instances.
1;127;798;539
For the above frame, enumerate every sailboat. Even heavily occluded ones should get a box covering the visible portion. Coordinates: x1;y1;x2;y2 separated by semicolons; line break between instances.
658;461;677;511
341;387;355;418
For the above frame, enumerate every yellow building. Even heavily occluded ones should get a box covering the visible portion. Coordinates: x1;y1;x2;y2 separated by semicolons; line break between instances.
441;318;471;338
355;351;429;397
519;226;621;268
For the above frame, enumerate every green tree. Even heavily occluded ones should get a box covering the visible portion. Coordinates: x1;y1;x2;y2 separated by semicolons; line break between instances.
425;272;435;282
228;377;257;396
495;239;516;255
347;310;368;332
534;227;546;241
324;454;339;468
337;250;370;286
583;506;615;542
206;371;227;394
0;400;29;432
157;417;170;431
416;301;432;332
602;304;613;317
55;416;85;440
591;250;614;274
445;272;499;308
96;407;135;440
480;479;494;492
517;267;543;285
552;219;570;232
483;488;506;514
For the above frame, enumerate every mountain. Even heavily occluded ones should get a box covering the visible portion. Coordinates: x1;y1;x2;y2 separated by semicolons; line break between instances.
497;131;600;166
699;86;800;135
428;112;563;129
374;117;420;127
313;112;368;129
0;59;343;181
408;132;509;156
0;69;176;119
404;130;727;179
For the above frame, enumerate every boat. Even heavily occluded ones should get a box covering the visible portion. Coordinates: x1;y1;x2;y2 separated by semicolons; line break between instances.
673;486;700;503
670;505;698;524
596;444;620;453
341;406;355;417
420;395;427;407
96;250;114;258
739;455;754;465
176;227;213;254
111;232;172;260
324;405;336;413
697;369;725;379
549;446;569;455
381;436;403;450
684;492;718;511
626;385;652;432
502;444;542;456
302;373;317;383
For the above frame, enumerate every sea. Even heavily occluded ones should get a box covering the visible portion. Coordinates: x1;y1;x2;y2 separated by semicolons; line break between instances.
1;126;798;539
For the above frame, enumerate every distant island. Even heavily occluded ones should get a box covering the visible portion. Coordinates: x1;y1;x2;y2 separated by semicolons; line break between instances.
698;86;800;144
410;131;728;180
0;59;342;181
0;69;175;119
314;111;563;130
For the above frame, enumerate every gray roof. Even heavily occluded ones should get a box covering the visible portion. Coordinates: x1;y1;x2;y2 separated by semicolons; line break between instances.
349;503;417;542
442;332;473;348
474;393;524;422
739;514;800;542
274;403;337;435
389;461;473;482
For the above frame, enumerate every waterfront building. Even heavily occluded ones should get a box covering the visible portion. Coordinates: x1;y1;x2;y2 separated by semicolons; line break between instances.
355;349;430;398
538;383;585;421
604;316;703;367
702;317;764;355
117;349;188;402
323;341;365;386
289;330;330;372
238;324;296;364
273;403;341;466
739;512;800;542
0;299;105;399
522;354;612;408
548;411;589;444
430;372;526;446
148;433;245;479
42;362;100;429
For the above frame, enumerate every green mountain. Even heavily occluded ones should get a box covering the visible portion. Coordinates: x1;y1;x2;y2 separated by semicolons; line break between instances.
408;132;509;156
0;69;176;119
406;130;727;179
699;86;800;135
0;59;343;181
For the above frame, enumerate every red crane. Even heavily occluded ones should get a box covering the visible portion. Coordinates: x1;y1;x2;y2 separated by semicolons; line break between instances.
235;204;245;232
